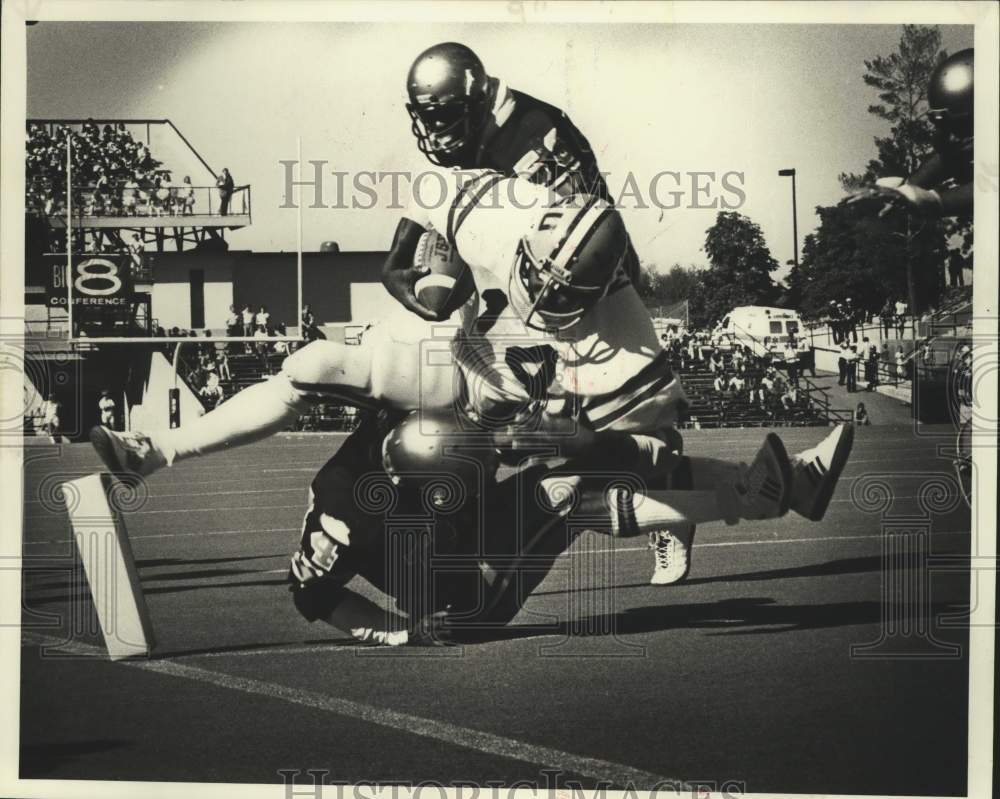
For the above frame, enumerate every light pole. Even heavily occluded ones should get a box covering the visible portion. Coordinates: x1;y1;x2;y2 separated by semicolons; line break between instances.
778;168;799;272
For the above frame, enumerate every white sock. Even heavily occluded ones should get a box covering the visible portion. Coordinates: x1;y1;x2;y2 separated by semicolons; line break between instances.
152;374;309;464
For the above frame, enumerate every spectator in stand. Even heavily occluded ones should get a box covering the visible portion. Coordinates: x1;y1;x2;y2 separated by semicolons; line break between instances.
947;251;965;288
728;372;745;392
273;323;290;355
837;342;849;386
781;382;799;413
301;304;318;342
861;337;877;390
854;402;871;426
216;348;231;381
845;345;859;393
758;368;777;408
154;176;171;216
921;340;934;366
798;335;816;378
98;390;117;430
843;298;859;343
179;176;195;215
880;298;895;340
828;300;843;344
895;299;908;338
39;393;61;439
225;305;240;337
217;167;235;215
708;347;723;374
200;372;224;409
240;305;255;338
255;305;270;332
783;341;799;386
713;371;727;394
895;346;908;381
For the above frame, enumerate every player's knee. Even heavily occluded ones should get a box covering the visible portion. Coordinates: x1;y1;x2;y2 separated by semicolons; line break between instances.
282;341;346;386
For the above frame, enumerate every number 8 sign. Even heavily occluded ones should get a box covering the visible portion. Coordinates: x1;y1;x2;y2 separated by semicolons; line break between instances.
74;257;124;297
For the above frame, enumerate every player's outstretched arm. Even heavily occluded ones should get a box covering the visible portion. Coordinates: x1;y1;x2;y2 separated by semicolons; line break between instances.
381;217;439;320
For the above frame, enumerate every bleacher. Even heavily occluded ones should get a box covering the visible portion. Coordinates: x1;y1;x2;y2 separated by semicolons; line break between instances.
674;353;831;429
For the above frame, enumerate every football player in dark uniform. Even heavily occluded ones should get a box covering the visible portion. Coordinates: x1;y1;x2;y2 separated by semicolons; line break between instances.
384;41;686;586
861;49;974;218
288;408;567;645
288;409;505;645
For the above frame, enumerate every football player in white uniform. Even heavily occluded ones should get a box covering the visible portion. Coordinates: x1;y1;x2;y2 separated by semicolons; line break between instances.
387;169;853;552
91;170;851;570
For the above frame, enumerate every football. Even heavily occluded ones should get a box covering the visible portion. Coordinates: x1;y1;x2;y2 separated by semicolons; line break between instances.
413;229;475;318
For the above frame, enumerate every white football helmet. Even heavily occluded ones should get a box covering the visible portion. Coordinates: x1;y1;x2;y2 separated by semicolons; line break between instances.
508;195;627;332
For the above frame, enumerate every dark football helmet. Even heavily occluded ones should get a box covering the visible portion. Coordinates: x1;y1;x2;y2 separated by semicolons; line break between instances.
406;42;492;167
927;48;973;138
508;195;627;332
382;410;497;507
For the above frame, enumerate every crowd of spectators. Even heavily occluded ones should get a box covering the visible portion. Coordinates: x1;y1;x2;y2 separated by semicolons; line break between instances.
659;327;817;424
26;121;203;218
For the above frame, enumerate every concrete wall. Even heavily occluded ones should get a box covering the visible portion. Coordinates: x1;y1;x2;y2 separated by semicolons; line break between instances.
146;249;390;331
147;252;235;332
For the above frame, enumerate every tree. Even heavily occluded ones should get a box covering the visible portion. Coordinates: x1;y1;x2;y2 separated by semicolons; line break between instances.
635;263;700;312
689;211;779;327
787;25;954;317
789;202;946;321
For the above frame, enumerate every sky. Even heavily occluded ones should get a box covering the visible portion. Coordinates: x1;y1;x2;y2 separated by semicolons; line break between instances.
26;20;974;282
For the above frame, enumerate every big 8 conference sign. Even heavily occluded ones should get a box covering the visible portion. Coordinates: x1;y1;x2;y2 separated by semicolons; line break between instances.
45;254;132;307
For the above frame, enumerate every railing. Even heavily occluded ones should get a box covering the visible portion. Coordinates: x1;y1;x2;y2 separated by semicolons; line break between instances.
799;375;852;423
29;183;251;220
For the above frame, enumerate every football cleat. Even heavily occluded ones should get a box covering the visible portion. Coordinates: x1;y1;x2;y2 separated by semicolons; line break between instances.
721;433;792;524
649;527;695;585
89;426;167;477
789;423;855;521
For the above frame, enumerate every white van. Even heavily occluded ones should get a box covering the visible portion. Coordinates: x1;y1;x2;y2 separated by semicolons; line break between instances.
717;306;802;356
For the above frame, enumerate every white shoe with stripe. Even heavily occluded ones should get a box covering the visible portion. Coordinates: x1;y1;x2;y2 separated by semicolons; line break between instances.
722;433;792;524
649;528;695;585
789;424;855;521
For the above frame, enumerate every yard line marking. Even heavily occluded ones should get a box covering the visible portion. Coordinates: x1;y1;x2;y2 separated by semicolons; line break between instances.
23;527;299;547
21;632;678;788
24;487;305;505
562;529;969;557
24;504;303;520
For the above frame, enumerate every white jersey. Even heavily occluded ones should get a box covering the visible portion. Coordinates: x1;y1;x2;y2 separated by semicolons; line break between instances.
404;169;685;433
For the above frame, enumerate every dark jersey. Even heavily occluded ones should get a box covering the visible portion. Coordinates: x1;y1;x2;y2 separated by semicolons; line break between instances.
474;85;608;200
471;82;640;282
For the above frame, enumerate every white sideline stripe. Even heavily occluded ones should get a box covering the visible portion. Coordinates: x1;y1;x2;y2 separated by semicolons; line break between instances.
24;504;303;520
24;487;305;505
21;632;676;787
23;527;299;547
22;519;970;550
564;529;969;557
22;490;964;524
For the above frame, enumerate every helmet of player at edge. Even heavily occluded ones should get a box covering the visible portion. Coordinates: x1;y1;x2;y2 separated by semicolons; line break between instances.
381;410;498;507
509;194;628;332
927;48;973;139
406;42;492;167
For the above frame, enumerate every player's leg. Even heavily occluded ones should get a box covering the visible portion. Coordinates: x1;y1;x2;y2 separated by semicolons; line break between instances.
599;424;854;532
288;415;412;645
90;338;379;476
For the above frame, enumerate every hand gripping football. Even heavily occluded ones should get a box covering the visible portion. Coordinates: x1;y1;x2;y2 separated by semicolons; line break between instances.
413;229;475;318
